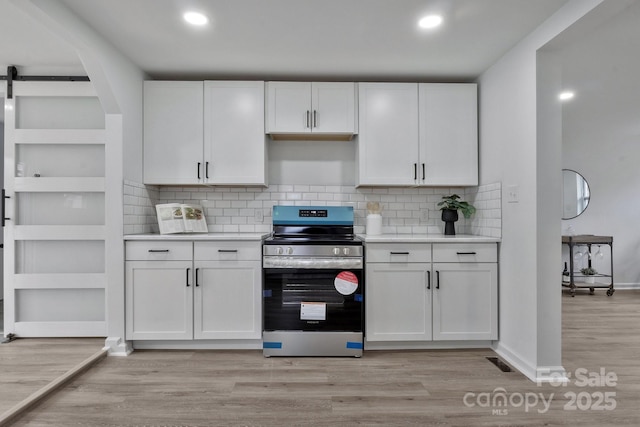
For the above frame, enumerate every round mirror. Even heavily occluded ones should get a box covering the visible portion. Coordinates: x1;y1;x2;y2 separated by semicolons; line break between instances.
562;169;590;220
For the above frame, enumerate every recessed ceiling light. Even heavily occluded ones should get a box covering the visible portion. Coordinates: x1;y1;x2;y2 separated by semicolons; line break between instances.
418;15;443;29
559;91;575;101
183;11;209;26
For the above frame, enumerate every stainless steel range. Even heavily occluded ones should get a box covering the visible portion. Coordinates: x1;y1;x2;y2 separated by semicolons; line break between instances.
262;206;364;357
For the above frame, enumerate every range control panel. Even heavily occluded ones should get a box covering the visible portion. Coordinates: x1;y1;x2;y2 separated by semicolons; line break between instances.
299;209;328;218
272;205;353;226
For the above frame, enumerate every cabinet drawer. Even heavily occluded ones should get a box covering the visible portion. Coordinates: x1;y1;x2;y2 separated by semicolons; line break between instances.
126;241;193;261
366;243;431;263
194;241;261;261
432;243;496;263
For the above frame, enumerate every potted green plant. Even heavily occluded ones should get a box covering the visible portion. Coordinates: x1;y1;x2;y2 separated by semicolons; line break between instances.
437;194;476;236
580;266;597;284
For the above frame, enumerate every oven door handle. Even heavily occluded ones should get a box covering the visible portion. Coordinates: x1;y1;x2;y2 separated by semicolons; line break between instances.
263;257;363;269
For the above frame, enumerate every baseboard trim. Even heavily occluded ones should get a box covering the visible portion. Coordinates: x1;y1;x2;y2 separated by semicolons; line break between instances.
492;341;536;381
610;283;640;290
103;336;132;356
492;341;567;384
0;348;107;426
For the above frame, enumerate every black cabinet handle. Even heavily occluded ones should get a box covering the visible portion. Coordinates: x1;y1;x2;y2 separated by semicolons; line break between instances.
436;271;440;289
148;249;169;253
205;162;209;179
456;252;477;255
427;270;431;290
195;268;200;287
390;251;410;255
422;163;425;180
313;110;317;128
2;189;9;227
306;110;310;128
197;162;201;180
218;249;238;253
186;268;191;287
413;163;417;180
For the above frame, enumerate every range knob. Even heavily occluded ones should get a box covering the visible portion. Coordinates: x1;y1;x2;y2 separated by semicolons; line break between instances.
286;247;294;255
333;247;341;256
343;247;350;255
276;247;283;255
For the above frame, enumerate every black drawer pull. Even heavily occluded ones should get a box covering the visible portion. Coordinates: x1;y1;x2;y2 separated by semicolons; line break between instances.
456;252;477;255
218;249;238;253
390;251;410;255
148;249;170;253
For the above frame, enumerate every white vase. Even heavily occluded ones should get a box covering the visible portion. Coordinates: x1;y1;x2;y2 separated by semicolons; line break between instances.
366;214;382;235
585;276;595;284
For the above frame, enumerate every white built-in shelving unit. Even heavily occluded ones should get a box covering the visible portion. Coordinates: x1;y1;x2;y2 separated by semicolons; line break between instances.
4;81;107;337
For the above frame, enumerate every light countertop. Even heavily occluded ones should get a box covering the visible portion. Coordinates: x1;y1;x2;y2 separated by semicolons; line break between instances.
124;233;269;241
125;233;499;243
358;234;500;243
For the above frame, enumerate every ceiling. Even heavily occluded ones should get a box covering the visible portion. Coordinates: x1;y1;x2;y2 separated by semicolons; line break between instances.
0;0;569;81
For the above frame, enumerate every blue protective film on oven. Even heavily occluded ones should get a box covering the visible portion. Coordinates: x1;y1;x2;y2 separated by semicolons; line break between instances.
354;294;363;302
263;342;283;349
263;289;272;298
346;341;363;349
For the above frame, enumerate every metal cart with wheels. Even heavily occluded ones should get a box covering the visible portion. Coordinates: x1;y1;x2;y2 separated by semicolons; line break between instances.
562;235;614;297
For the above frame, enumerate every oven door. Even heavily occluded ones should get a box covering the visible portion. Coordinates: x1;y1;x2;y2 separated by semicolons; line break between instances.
263;266;363;332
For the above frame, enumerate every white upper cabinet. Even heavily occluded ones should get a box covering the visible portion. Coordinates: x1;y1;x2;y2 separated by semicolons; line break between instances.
144;81;204;185
203;81;266;185
265;82;357;138
356;82;478;187
357;83;419;186
311;82;358;134
419;83;478;186
144;80;266;185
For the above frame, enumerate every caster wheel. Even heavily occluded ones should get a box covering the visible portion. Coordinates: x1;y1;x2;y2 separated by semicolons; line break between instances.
606;289;614;296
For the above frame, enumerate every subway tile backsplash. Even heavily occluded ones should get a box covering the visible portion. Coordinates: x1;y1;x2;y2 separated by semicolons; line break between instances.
123;180;159;235
124;181;501;238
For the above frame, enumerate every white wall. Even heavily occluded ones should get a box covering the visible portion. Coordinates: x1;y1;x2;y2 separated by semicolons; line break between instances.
478;0;604;381
558;1;640;287
268;139;356;186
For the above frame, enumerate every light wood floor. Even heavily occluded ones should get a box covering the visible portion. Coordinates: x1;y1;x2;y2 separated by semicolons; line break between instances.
0;338;104;415
5;290;640;426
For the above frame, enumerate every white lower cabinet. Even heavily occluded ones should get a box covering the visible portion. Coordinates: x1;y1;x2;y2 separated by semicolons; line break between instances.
365;242;498;345
125;240;261;342
193;240;262;340
126;260;194;340
432;262;498;340
194;262;261;339
366;262;432;341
